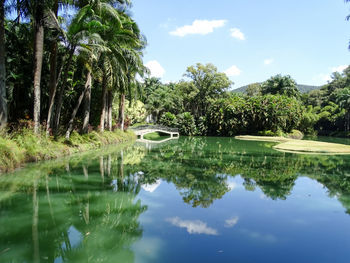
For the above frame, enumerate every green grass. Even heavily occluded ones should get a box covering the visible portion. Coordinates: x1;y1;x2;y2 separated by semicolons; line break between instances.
236;135;350;154
143;132;171;141
0;128;136;173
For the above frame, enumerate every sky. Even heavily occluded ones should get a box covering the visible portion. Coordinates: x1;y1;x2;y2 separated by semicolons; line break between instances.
130;0;350;89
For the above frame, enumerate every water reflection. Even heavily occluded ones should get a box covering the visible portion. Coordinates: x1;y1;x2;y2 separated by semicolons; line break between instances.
0;148;147;263
1;137;350;262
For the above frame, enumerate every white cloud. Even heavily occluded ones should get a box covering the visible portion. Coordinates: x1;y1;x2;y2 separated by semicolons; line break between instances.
331;65;347;73
170;19;227;37
314;65;349;85
230;28;245;40
224;216;239;228
264;59;274;65
240;229;277;243
142;180;161;193
224;65;242;77
166;217;218;235
145;60;165;78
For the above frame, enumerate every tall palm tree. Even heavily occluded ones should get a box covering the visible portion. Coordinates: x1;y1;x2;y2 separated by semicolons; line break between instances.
0;0;7;129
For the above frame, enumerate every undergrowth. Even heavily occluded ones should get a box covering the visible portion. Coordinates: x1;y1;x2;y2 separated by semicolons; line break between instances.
0;128;135;173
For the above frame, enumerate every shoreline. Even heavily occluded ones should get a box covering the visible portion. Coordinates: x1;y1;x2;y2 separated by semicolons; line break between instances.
0;130;136;173
235;135;350;155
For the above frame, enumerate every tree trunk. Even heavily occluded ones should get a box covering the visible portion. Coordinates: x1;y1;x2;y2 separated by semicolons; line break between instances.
118;93;125;131
33;5;44;134
0;0;7;130
82;71;92;134
53;46;75;135
65;75;91;140
107;90;113;131
17;0;20;22
46;1;59;137
99;74;107;132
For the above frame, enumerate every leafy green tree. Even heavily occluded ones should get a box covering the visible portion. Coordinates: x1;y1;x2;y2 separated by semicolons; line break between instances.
159;112;177;127
176;112;197;136
261;74;300;98
184;63;232;118
336;87;350;131
245;83;261;97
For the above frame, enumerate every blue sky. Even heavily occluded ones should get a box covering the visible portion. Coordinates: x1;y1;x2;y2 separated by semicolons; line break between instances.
131;0;350;89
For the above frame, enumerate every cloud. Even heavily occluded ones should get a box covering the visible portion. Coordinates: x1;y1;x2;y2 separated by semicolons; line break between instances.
314;65;348;85
224;65;242;77
142;180;161;193
170;19;227;37
264;59;274;65
145;60;165;78
240;229;277;243
230;28;245;40
331;65;347;73
166;217;218;235
224;216;239;228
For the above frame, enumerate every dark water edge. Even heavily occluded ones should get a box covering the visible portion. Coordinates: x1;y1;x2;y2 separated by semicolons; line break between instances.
1;137;350;263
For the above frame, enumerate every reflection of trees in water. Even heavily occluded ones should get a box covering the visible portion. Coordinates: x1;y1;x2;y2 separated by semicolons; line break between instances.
127;137;350;209
2;137;350;261
0;151;147;263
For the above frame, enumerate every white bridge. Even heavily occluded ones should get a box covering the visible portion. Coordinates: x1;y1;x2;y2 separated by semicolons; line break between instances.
130;125;180;142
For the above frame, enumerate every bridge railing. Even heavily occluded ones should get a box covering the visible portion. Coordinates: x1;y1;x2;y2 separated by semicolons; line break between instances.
129;125;179;133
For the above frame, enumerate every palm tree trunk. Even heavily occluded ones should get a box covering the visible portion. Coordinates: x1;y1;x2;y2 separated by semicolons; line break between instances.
99;74;107;132
33;4;44;134
65;74;91;140
16;0;20;22
0;0;7;130
107;90;113;131
82;70;92;134
46;1;59;137
118;93;125;130
53;46;75;135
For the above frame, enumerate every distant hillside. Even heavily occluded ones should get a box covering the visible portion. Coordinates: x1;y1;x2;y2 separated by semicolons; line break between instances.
233;83;321;94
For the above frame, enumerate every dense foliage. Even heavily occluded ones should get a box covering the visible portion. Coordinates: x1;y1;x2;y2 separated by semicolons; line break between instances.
140;65;350;137
0;0;146;138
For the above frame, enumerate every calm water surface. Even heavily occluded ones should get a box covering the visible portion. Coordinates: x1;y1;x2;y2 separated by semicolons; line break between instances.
1;137;350;263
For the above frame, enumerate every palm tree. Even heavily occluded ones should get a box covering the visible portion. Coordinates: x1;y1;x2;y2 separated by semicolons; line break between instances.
0;0;7;129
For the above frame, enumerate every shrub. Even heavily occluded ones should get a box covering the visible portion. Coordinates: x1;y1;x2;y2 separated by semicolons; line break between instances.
177;112;197;136
160;112;177;127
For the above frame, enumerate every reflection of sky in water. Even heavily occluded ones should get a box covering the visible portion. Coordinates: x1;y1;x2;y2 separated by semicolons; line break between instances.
55;226;82;263
134;175;350;263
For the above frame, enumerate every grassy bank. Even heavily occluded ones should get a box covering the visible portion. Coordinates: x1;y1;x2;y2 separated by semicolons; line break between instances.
0;129;135;173
236;135;350;154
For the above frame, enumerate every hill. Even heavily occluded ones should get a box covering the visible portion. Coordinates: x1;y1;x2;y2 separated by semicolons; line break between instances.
232;83;321;94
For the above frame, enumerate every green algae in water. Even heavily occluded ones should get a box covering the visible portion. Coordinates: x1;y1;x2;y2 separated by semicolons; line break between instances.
1;137;350;262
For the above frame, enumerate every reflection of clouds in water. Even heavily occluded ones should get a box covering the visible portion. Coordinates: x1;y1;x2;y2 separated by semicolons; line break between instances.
224;216;239;228
142;180;161;193
260;194;268;200
240;228;277;243
166;217;218;235
227;181;237;191
133;237;164;263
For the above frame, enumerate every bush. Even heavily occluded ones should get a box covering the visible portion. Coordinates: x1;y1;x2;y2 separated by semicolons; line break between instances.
206;95;304;136
159;112;177;127
287;129;304;139
177;112;197;136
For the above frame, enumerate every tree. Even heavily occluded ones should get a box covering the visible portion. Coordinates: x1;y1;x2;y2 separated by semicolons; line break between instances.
261;74;300;98
0;0;7;129
32;1;46;134
245;83;261;97
336;87;350;131
184;63;232;119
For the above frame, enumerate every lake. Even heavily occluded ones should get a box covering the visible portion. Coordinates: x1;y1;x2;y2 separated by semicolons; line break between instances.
1;137;350;263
